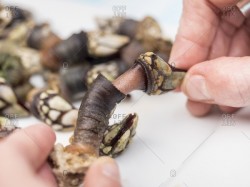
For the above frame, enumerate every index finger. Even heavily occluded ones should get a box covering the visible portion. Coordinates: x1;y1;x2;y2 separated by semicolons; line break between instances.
169;0;243;69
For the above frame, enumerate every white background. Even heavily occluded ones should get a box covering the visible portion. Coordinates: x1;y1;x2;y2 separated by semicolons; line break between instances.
3;0;250;186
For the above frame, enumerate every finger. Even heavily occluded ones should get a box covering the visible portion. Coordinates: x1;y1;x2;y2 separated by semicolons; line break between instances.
218;105;240;113
0;124;55;170
38;163;57;187
169;0;243;69
186;99;212;117
181;56;250;107
84;157;121;187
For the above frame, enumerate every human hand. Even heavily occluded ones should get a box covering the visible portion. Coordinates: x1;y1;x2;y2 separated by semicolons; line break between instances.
0;125;121;187
170;0;250;116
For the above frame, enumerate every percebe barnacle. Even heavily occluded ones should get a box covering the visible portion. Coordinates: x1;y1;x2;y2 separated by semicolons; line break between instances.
49;52;186;187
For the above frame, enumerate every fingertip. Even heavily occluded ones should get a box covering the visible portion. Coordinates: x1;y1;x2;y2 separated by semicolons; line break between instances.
84;157;121;187
38;163;57;187
219;106;240;114
186;100;212;117
33;124;56;143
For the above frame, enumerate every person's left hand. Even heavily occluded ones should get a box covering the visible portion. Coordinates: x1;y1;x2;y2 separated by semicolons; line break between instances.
0;124;121;187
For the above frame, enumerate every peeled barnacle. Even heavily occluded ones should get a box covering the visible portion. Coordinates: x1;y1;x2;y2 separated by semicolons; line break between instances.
30;90;78;131
49;53;185;186
0;116;19;139
0;77;29;117
100;113;138;157
87;31;129;57
114;52;186;95
49;75;127;187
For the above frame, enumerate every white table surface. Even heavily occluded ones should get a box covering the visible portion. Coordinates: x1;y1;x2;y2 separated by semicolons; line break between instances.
3;0;250;186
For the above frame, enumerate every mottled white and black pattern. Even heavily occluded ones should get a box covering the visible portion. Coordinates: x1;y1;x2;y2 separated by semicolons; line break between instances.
31;90;78;131
0;77;29;117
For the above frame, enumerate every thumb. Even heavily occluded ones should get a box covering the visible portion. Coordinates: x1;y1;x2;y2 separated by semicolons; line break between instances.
84;157;121;187
181;56;250;107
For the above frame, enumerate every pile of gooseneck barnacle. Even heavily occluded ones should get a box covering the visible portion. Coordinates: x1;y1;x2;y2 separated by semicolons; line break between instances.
0;4;186;187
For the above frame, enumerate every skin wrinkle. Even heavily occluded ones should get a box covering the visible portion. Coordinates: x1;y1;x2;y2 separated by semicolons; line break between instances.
220;21;237;38
233;68;250;106
208;25;228;59
184;2;219;29
180;7;218;47
232;72;246;106
240;69;250;104
171;29;212;68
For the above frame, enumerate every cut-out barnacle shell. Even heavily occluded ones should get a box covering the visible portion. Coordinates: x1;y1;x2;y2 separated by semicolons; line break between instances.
100;113;138;157
30;90;77;131
135;52;186;95
0;77;29;117
87;31;129;57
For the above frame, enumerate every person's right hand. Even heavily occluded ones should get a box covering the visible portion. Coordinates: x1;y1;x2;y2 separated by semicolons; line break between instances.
170;0;250;116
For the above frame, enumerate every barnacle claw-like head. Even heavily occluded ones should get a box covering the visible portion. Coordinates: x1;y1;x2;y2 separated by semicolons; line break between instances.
100;113;138;157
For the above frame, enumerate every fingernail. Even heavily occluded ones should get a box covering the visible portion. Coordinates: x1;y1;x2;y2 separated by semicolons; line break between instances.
97;157;120;182
184;75;212;101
